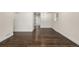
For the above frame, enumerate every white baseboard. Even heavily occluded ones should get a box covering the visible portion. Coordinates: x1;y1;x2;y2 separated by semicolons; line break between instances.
14;28;34;32
40;26;51;28
0;32;13;42
52;27;79;45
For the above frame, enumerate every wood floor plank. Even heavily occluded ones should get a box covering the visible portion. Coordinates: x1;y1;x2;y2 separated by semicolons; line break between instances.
0;28;78;47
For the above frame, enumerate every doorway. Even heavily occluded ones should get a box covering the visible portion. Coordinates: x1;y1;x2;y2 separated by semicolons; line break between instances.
34;12;53;30
34;12;41;31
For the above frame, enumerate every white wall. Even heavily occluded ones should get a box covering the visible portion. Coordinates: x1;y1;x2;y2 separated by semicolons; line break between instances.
40;13;54;28
52;12;79;45
14;12;34;32
14;12;54;31
0;12;14;42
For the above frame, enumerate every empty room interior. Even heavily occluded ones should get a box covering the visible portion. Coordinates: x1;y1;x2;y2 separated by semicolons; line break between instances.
0;12;79;47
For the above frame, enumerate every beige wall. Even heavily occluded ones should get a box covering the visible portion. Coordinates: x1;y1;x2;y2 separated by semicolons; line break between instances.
40;12;54;28
14;12;54;31
14;12;34;32
52;12;79;45
0;12;14;42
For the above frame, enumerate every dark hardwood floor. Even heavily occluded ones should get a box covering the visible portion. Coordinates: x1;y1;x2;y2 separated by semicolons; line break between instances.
0;28;78;47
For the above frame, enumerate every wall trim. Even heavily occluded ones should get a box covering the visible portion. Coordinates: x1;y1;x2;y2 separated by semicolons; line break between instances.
40;25;52;28
14;28;34;32
52;27;79;45
0;32;13;42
